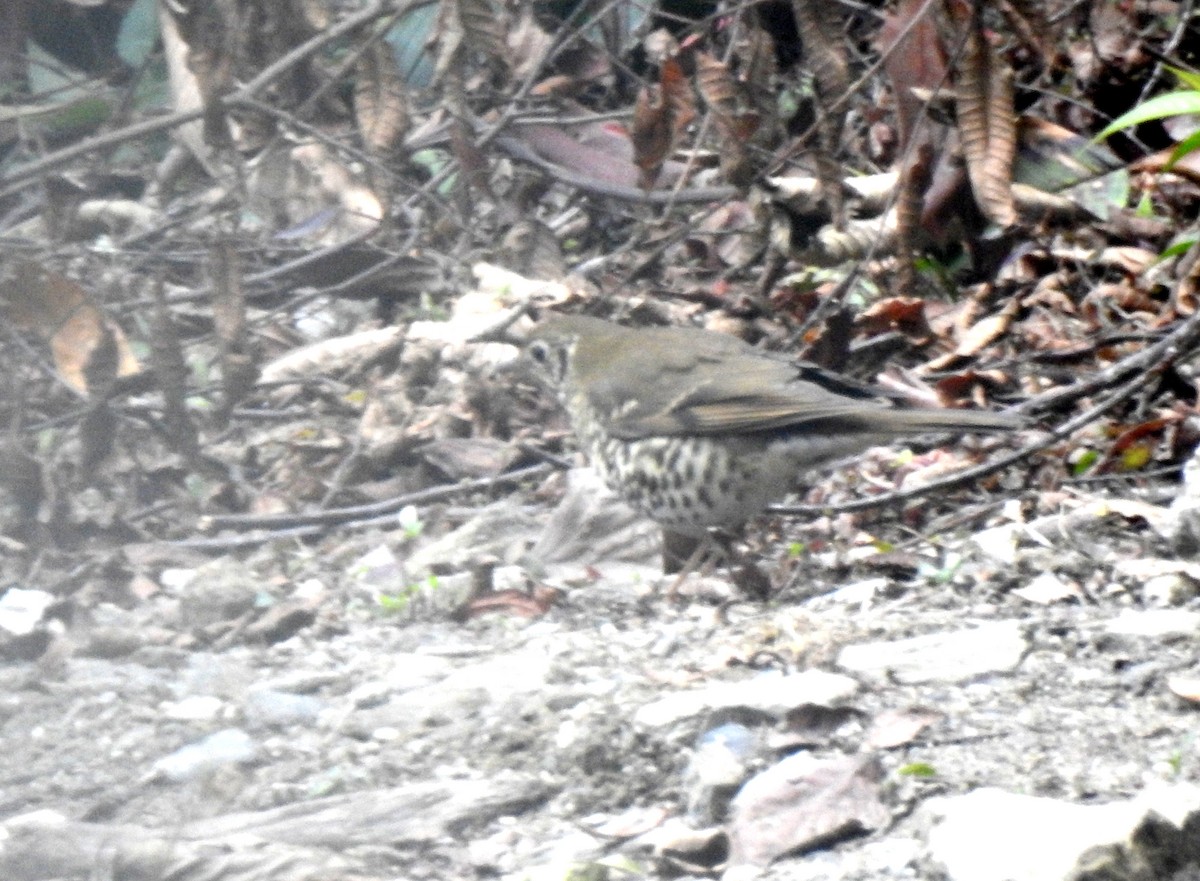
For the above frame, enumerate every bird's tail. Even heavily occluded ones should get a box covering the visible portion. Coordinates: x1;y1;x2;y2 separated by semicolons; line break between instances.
868;407;1025;435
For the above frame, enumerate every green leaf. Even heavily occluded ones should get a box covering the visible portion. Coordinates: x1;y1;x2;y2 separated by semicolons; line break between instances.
1136;190;1155;217
117;0;160;67
1159;238;1199;261
1168;66;1200;93
1168;128;1200;169
899;762;937;777
1095;91;1200;142
1070;448;1099;476
385;4;438;88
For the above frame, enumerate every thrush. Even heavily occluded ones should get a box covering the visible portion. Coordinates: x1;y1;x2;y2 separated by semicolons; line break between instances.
527;315;1021;544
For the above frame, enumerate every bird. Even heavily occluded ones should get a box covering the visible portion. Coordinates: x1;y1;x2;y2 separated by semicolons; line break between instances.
526;314;1021;565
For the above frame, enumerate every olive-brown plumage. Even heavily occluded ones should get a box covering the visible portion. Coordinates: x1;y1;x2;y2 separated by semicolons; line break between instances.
528;315;1020;537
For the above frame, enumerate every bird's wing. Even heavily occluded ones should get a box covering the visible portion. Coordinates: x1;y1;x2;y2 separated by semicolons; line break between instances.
592;349;888;439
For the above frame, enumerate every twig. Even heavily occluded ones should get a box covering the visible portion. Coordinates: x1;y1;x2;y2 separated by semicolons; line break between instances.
772;307;1200;517
193;463;552;533
0;0;399;199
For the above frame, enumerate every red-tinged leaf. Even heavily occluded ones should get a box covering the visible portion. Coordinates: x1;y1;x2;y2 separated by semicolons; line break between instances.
460;588;560;620
516;123;640;189
661;56;696;140
932;369;1012;406
877;0;947;147
856;297;933;340
631;84;671;186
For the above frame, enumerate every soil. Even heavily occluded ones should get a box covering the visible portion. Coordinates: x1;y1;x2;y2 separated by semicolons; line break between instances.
2;464;1197;881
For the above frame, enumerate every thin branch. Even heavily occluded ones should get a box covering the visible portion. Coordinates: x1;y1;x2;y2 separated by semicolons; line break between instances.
0;0;403;199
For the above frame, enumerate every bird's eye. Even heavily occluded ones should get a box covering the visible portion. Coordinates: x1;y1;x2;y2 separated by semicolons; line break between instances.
528;339;570;384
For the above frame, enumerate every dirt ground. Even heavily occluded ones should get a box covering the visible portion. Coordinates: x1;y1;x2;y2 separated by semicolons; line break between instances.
3;458;1199;881
3;3;1200;878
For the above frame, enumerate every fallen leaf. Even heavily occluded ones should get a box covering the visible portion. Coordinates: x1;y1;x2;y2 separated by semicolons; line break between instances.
727;753;889;868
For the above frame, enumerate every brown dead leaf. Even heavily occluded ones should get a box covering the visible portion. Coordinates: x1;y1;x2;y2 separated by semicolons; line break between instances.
630;84;671;188
856;297;933;341
0;259;140;396
877;0;947;149
1091;416;1177;474
454;0;507;65
933;369;1013;406
694;52;759;185
1089;0;1147;69
630;58;694;189
1080;282;1161;327
953;307;1015;357
727;753;889;868
953;7;1017;228
354;40;409;155
1132;146;1200;186
248;143;383;244
459;587;561;620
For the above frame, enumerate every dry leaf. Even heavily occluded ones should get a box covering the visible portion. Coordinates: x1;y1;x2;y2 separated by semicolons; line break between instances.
1167;676;1200;703
354;40;409;155
864;707;943;749
727;753;889;868
0;260;140;396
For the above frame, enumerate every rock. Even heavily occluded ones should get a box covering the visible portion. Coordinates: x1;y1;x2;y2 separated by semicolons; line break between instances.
836;620;1028;684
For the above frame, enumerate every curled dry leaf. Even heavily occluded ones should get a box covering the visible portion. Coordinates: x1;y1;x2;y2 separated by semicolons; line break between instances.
694;52;759;186
435;0;506;76
457;0;507;62
458;586;561;620
953;306;1016;357
354;40;409;155
791;0;848;134
629;58;694;189
1166;676;1200;703
953;8;1018;228
933;369;1013;407
736;20;777;113
630;84;670;187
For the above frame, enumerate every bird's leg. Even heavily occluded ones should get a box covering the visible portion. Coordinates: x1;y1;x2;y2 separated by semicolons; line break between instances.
662;529;705;574
661;528;773;599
